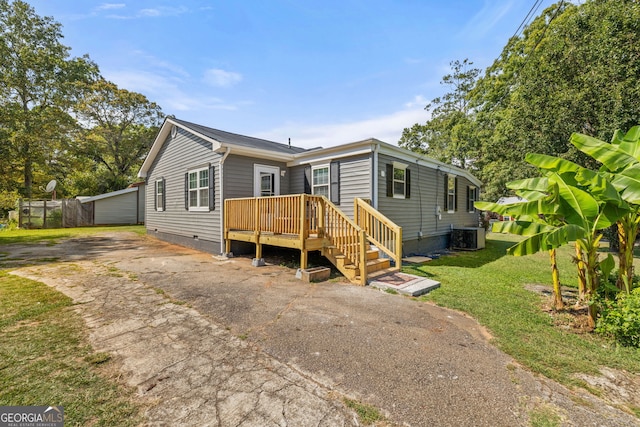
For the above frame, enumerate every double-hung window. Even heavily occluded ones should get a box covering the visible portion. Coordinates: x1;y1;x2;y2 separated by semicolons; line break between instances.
393;163;407;198
467;186;478;213
188;167;209;210
155;178;164;211
312;165;329;198
385;162;410;199
447;175;457;213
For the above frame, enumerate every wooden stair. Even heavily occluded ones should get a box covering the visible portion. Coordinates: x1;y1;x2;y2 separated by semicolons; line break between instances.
322;245;398;284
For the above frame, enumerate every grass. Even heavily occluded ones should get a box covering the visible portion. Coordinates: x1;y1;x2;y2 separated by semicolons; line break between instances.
0;270;143;426
343;397;385;424
0;225;146;245
406;233;640;392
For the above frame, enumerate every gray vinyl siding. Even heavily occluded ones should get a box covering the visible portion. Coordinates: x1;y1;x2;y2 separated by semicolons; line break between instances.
376;153;479;253
94;191;138;224
137;184;145;224
145;127;222;251
334;154;372;218
289;154;372;219
222;155;289;199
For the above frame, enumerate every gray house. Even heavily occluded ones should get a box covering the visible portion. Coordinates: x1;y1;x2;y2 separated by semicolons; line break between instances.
138;118;482;283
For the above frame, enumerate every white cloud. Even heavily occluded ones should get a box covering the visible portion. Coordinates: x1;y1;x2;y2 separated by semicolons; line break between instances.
256;104;429;149
203;69;243;88
104;70;239;113
97;3;125;11
458;0;515;39
404;95;428;109
103;5;188;19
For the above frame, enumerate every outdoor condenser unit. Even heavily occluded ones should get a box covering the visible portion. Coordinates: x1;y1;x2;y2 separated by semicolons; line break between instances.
451;227;486;250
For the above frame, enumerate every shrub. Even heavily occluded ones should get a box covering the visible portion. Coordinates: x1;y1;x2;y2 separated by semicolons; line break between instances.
596;288;640;348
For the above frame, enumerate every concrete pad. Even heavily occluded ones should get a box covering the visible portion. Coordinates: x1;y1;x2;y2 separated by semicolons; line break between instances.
369;271;440;296
402;255;432;264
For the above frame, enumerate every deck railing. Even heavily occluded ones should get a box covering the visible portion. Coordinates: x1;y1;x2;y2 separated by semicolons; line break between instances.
225;195;402;284
354;198;402;268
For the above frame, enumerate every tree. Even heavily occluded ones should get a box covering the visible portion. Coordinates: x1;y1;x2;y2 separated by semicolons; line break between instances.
72;79;163;193
399;59;480;168
0;0;98;198
471;0;640;201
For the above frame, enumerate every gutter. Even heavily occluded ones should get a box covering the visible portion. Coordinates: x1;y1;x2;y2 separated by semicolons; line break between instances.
219;147;231;254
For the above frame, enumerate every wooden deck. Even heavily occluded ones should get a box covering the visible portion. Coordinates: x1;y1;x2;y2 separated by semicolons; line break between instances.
224;194;402;285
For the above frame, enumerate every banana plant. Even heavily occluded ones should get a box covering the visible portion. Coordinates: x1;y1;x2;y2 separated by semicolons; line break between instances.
571;128;640;293
477;153;628;326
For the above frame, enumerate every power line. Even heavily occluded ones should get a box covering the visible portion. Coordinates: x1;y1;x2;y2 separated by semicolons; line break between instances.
512;0;546;40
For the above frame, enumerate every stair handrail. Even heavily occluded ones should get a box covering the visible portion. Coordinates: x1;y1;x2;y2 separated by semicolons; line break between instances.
354;198;402;269
318;196;368;285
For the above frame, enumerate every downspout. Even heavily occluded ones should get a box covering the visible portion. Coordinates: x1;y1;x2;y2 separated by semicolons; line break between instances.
219;147;231;254
372;142;379;209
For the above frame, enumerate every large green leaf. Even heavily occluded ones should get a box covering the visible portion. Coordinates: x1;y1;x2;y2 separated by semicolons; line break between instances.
611;126;640;160
595;203;629;230
571;133;638;173
491;220;555;236
612;164;640;204
507;176;549;192
525;153;582;174
515;189;547;201
548;172;598;225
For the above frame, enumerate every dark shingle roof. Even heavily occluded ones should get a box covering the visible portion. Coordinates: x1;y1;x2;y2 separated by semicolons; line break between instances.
172;118;309;154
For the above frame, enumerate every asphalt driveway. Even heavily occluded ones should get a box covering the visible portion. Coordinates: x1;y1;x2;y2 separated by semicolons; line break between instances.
6;232;639;426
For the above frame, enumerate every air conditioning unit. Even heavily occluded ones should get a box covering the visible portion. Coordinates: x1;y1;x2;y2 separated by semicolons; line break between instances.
451;227;486;250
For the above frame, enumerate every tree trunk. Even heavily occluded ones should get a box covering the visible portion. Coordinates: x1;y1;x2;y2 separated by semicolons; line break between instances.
549;249;564;310
575;242;587;303
616;215;638;294
585;240;600;330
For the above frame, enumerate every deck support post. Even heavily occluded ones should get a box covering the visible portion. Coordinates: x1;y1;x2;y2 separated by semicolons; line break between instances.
359;230;367;286
299;195;308;269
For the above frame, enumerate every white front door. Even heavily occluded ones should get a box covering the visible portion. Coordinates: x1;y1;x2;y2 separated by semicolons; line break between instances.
254;164;280;197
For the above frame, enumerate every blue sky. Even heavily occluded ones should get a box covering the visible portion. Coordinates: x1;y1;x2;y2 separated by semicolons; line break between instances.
28;0;553;148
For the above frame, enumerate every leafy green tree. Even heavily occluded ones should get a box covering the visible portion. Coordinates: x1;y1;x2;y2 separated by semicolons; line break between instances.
399;59;480;169
471;0;640;201
72;79;163;193
0;0;98;198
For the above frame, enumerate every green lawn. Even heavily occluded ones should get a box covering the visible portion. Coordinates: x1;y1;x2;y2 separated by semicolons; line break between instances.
406;233;640;404
0;226;146;426
0;225;145;245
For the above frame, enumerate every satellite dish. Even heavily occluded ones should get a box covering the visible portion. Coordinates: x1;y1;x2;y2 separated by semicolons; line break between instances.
45;180;57;192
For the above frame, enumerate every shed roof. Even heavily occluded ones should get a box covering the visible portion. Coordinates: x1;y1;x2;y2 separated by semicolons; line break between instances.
79;186;138;203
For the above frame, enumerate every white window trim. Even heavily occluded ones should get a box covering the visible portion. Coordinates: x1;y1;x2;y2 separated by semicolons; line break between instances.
468;185;477;213
311;164;330;199
188;166;209;212
155;178;164;212
392;161;407;199
253;164;280;197
447;174;457;213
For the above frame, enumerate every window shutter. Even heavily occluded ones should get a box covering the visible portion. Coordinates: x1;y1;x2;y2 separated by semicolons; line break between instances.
209;165;215;211
405;168;411;199
154;180;158;211
454;177;459;211
443;174;449;211
467;186;471;212
330;161;340;204
303;166;311;194
184;172;189;210
386;164;393;197
161;177;166;211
